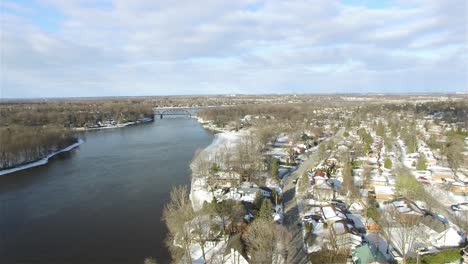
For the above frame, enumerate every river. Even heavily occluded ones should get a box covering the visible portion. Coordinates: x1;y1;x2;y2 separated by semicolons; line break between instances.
0;118;214;264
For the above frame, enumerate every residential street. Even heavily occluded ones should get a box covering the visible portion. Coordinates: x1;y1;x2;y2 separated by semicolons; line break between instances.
282;128;344;264
283;167;309;264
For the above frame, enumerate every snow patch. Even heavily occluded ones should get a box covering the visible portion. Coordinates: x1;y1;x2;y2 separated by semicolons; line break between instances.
0;139;84;176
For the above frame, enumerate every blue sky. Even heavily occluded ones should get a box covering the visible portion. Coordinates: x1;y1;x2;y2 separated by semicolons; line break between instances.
1;0;466;98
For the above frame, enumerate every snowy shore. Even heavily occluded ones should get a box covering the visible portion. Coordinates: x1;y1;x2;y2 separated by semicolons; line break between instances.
190;119;247;210
73;117;153;131
0;139;84;176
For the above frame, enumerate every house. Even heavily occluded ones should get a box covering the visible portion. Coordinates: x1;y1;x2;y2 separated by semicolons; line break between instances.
423;220;465;250
369;175;388;187
348;201;365;214
429;166;454;181
211;171;242;188
258;187;273;197
313;180;335;201
372;185;395;200
321;205;347;224
331;220;362;249
391;198;425;218
229;186;272;203
450;183;468;195
237;187;273;201
366;218;379;231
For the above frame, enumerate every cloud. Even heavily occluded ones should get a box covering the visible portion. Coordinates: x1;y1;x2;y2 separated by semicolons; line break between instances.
0;0;466;98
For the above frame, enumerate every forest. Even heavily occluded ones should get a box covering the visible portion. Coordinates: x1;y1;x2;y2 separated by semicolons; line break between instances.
0;98;154;170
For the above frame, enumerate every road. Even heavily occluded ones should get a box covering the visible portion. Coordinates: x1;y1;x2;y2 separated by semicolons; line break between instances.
282;128;344;264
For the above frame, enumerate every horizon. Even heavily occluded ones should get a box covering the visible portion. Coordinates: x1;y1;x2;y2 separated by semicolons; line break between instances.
1;91;467;101
1;0;467;98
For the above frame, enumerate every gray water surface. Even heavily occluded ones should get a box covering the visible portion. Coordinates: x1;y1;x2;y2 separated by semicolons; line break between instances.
0;118;213;264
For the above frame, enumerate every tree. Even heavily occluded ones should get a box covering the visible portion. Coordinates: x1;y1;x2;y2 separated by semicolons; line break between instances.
298;170;309;194
384;158;392;169
251;188;265;206
416;154;427;171
191;149;211;177
401;125;418;153
444;137;464;173
191;213;219;263
318;143;327;161
210;163;221;174
341;162;359;200
163;186;195;263
376;121;385;137
338;149;350;164
258;199;273;222
379;206;421;264
270;157;280;182
395;171;425;200
246;219;292;263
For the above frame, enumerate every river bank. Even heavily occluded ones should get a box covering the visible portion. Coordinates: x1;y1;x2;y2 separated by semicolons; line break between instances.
0;139;84;176
72;117;154;131
0;118;154;176
189;118;247;210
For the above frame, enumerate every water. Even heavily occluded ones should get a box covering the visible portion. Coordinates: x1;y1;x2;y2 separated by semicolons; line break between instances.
0;118;214;264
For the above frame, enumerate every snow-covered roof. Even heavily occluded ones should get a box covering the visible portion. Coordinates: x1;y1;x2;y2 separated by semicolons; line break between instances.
431;227;464;248
374;185;395;195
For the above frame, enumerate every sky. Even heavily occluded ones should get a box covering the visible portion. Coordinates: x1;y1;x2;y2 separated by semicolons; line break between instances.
0;0;467;98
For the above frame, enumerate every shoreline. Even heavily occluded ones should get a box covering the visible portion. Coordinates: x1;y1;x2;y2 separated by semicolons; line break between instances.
72;117;154;131
189;118;247;210
0;139;85;176
1;118;154;176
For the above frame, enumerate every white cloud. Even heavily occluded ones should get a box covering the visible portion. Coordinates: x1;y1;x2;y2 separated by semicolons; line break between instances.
0;0;466;98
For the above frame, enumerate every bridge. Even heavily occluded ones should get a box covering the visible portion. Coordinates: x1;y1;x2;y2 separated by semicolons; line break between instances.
153;108;197;119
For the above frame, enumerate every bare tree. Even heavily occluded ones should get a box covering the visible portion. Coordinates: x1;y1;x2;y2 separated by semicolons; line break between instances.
246;219;292;263
163;186;195;263
191;213;221;263
379;207;421;264
191;149;211;177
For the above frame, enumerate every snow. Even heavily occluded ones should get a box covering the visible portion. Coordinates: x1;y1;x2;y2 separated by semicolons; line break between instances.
322;206;337;219
374;185;395;195
190;130;246;210
190;177;213;211
0;139;84;176
349;201;365;212
333;222;346;234
204;131;246;159
431;227;464;248
190;239;227;263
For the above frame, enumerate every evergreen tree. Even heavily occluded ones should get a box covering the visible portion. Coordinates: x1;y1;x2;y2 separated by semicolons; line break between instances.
270;157;280;182
384;158;392;169
258;199;273;222
416;154;427;170
376;121;385;137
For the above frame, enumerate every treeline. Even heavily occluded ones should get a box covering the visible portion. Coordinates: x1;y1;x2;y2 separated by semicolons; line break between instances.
0;126;76;169
0;99;154;170
1;99;154;128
